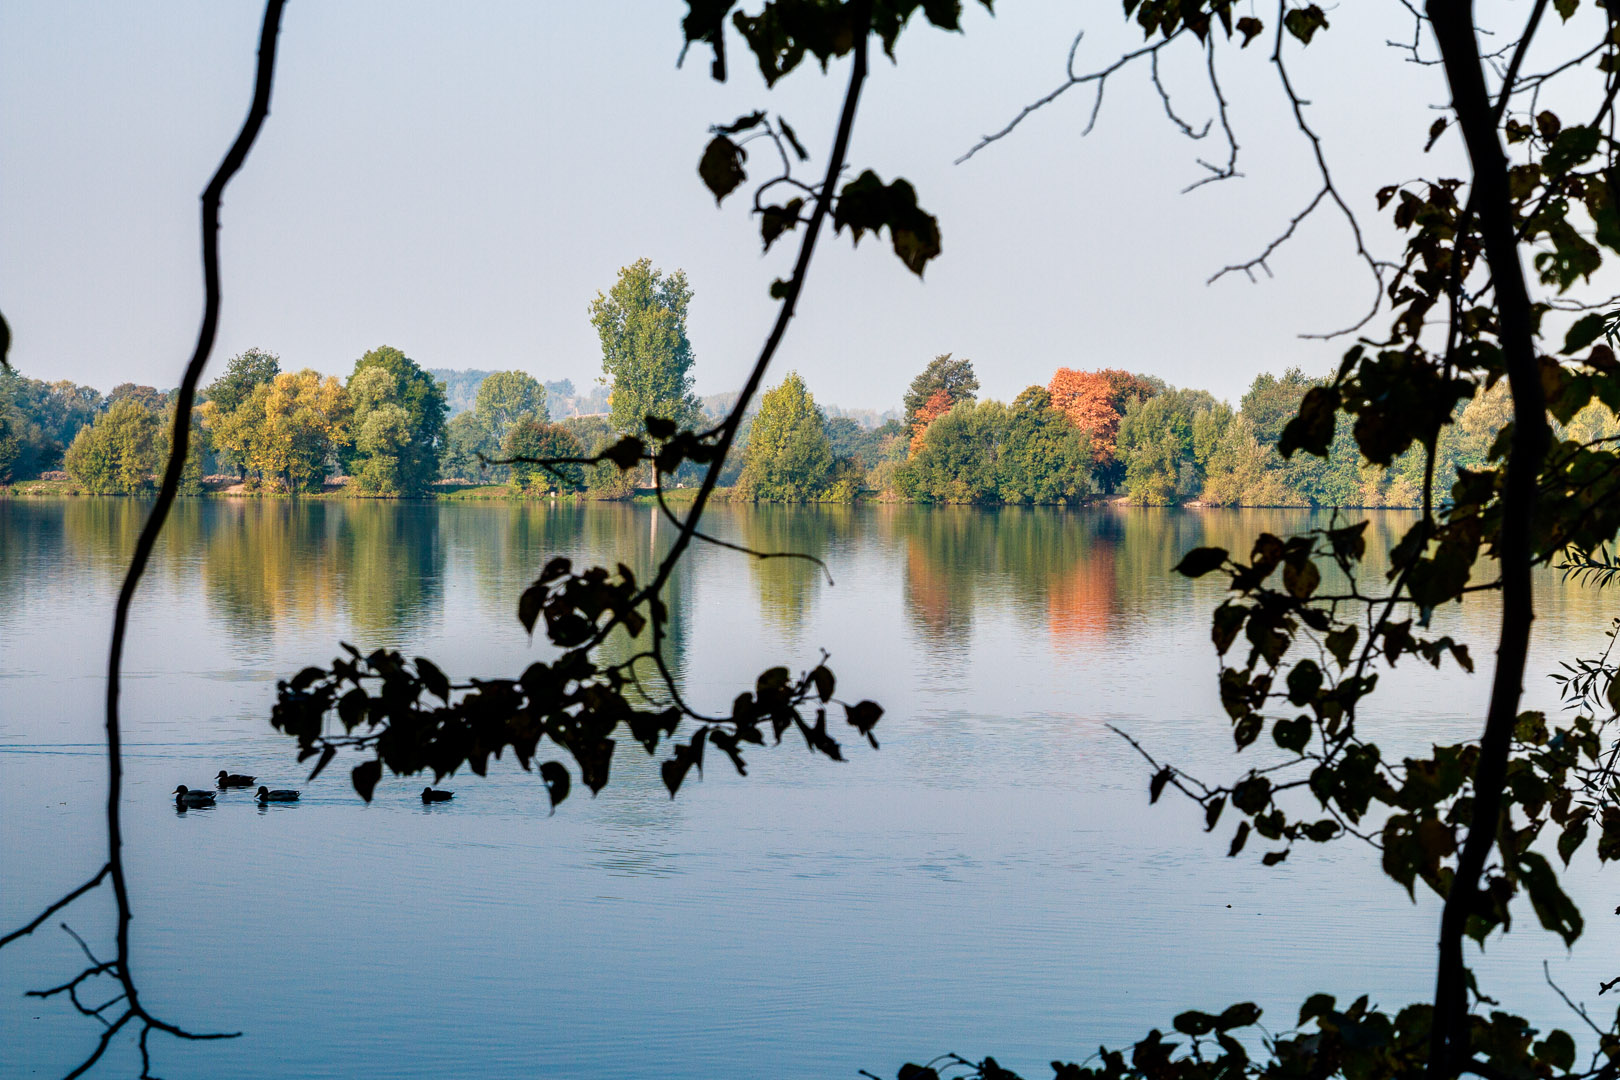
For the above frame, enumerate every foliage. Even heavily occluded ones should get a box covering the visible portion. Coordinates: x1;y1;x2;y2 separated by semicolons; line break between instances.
0;368;103;481
908;388;956;456
205;348;280;413
827;415;900;467
591;259;701;439
559;414;637;498
503;419;585;492
107;383;171;412
903;353;978;428
1047;368;1160;490
203;368;350;492
440;410;496;481
898;390;1091;505
1116;387;1223;504
204;348;280;476
474;370;547;446
346;346;448;496
63;399;161;494
741;372;834;500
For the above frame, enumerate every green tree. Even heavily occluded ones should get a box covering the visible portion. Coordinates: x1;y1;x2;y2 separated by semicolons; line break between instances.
62;399;161;494
995;385;1092;504
440;410;496;481
346;346;448;495
559;414;634;498
203;348;280;476
0;368;57;481
1116;387;1222;503
474;370;547;446
902;352;978;427
590;258;699;437
205;348;280;413
897;399;1008;503
258;370;351;492
503;418;585;492
107;383;170;412
741;372;834;501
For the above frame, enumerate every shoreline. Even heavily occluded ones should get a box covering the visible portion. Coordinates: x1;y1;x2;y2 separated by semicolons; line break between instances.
0;480;1430;511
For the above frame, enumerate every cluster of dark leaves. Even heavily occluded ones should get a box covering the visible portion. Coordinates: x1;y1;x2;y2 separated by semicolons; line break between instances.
688;3;949;281
698;107;941;279
1171;516;1620;947
878;995;1606;1080
1121;0;1326;48
272;556;882;805
683;0;993;85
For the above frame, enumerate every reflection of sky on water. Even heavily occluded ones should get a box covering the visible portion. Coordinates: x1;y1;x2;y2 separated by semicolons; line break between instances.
1;498;1616;1079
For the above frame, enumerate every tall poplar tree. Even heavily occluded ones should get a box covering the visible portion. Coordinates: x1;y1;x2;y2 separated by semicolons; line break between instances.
589;259;700;437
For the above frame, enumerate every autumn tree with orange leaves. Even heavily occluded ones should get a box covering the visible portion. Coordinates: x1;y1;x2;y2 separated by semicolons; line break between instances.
908;388;954;456
1046;368;1158;491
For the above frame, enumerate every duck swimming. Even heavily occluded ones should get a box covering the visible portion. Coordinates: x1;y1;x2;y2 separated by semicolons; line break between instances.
216;770;256;788
421;787;454;803
173;785;216;808
256;786;300;802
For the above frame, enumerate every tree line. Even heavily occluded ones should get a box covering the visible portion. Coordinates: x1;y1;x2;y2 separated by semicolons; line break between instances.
735;352;1620;508
12;256;1618;508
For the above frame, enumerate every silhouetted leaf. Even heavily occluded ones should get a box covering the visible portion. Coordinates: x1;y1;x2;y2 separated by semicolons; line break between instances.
833;170;941;276
778;115;808;160
897;1066;940;1080
518;582;545;635
415;657;450;702
761;198;805;251
811;665;835;702
699;135;747;204
1216;1003;1261;1030
1278;386;1339;459
603;437;646;470
352;759;381;803
1235;16;1263;45
1282;4;1327;43
1175;547;1229;578
1150;766;1172;804
540;761;570;810
1563;312;1606;354
307;744;336;783
714;109;766;135
289;666;326;692
1228;821;1250;856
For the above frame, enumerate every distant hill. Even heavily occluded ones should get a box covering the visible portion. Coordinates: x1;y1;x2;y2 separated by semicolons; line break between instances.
429;369;609;420
428;368;493;416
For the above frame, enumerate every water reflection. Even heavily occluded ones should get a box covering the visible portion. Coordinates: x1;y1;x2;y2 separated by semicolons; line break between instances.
728;504;845;633
8;498;1620;1080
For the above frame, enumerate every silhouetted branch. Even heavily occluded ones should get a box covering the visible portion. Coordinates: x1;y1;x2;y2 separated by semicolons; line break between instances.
652;472;835;584
0;864;107;947
2;1;285;1073
955;28;1186;164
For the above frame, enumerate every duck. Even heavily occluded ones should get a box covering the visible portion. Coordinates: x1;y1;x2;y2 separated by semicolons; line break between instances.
421;787;454;803
216;770;256;788
256;786;300;803
173;785;216;808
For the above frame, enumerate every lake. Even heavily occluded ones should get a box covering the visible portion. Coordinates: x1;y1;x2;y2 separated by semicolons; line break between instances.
2;498;1616;1079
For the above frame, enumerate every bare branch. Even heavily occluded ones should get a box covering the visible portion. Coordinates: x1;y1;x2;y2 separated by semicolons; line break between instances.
0;864;108;948
955;29;1185;164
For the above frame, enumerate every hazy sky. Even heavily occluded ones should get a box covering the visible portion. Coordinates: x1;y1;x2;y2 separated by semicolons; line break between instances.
2;2;1535;410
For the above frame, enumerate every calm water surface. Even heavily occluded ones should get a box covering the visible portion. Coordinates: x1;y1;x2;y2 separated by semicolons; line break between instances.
1;499;1616;1078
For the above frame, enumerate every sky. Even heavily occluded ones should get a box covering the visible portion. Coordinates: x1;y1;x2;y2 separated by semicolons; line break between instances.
0;1;1562;412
